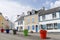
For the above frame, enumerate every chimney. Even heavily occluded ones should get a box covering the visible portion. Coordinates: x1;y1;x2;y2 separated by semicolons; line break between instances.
42;7;45;11
0;12;2;15
41;7;45;11
17;15;20;17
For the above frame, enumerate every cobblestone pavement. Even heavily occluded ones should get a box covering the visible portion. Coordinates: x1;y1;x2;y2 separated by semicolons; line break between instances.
0;31;60;40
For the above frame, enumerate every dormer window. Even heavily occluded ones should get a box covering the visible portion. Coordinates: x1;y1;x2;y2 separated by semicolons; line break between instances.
30;12;32;15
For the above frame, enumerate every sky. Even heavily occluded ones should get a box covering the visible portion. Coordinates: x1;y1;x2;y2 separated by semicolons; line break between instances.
0;0;60;22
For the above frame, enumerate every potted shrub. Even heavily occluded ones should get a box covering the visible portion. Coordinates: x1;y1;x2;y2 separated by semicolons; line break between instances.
13;28;17;35
23;29;28;36
40;28;47;39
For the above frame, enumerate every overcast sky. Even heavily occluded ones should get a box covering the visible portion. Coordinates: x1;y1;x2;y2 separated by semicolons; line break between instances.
0;0;60;22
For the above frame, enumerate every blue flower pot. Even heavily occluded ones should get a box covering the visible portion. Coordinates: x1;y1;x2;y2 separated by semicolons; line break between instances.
6;29;10;33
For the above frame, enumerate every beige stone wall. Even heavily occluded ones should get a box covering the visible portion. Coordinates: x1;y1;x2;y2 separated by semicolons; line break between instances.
24;14;38;30
0;15;9;29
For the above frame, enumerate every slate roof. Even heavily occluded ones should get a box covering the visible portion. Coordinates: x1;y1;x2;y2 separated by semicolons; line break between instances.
15;16;24;22
38;7;60;16
15;7;60;22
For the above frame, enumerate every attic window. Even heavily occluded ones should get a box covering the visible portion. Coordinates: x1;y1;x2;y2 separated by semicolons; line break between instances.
30;12;32;15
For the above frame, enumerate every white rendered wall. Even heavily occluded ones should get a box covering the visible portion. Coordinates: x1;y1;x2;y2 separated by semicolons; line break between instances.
56;12;59;18
45;14;52;20
39;19;60;25
40;16;42;21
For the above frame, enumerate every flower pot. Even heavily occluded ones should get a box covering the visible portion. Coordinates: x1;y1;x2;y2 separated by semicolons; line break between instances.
40;30;47;39
1;29;4;33
13;30;17;35
23;29;28;36
6;29;10;33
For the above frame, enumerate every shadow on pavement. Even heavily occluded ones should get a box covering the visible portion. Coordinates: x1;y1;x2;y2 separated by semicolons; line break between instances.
46;37;51;39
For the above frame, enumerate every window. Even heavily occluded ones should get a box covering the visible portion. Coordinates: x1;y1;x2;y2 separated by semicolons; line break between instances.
38;16;40;22
28;26;30;30
52;13;56;19
18;22;20;25
54;23;57;29
40;25;44;29
20;26;23;29
42;15;45;20
18;21;23;25
28;18;30;23
30;12;32;15
47;24;53;30
32;18;34;23
32;25;34;30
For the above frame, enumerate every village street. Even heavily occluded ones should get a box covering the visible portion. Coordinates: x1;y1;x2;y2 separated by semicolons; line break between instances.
0;31;60;40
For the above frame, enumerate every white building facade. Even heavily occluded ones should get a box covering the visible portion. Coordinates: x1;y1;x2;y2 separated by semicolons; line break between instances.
38;7;60;32
15;14;25;31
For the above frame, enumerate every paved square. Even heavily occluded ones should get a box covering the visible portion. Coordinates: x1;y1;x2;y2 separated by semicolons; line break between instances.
0;31;60;40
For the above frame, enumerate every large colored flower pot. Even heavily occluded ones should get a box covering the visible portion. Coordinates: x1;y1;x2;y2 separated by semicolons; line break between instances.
13;30;17;35
6;29;10;33
1;29;4;33
23;29;28;36
40;30;47;39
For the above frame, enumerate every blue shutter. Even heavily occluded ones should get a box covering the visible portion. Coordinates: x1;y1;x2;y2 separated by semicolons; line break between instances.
38;16;40;22
32;25;34;30
57;23;60;29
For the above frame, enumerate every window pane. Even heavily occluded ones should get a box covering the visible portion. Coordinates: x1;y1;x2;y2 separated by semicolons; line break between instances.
42;15;45;20
47;24;53;30
54;23;57;29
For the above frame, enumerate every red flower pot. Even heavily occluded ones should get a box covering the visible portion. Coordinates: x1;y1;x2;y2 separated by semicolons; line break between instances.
40;30;47;39
1;29;4;33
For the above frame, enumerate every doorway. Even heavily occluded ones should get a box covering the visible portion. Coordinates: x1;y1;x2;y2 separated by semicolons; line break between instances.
36;25;38;32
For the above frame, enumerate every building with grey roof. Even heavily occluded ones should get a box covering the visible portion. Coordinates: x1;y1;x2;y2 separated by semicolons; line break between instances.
24;7;60;32
14;13;25;31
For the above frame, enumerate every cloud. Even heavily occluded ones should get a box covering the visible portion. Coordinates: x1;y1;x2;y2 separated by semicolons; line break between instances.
50;0;60;8
0;0;33;22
